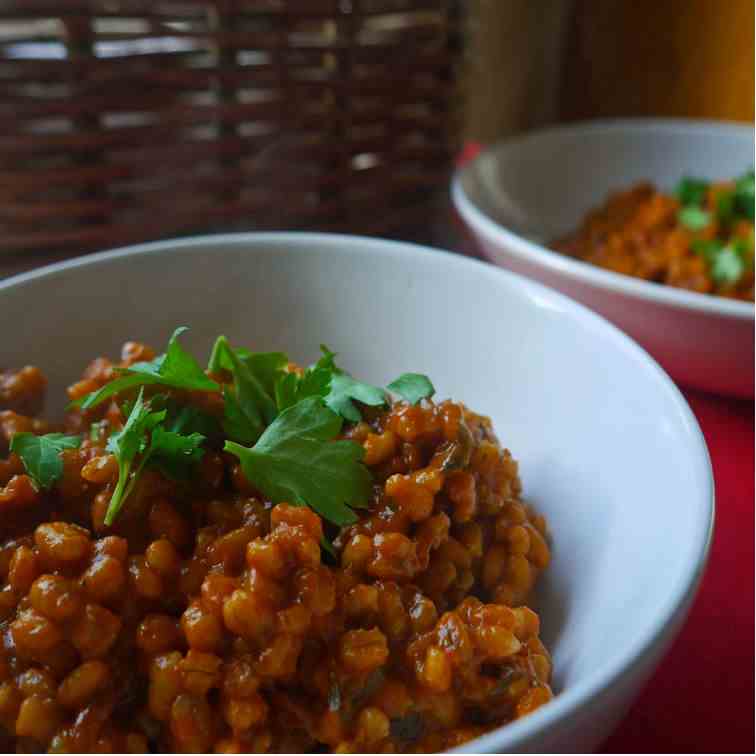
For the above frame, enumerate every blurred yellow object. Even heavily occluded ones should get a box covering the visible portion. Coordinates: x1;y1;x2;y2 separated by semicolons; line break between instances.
561;0;755;123
463;0;753;142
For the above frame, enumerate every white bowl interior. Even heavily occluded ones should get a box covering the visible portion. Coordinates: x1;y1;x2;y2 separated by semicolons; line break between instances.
462;120;755;244
0;235;712;751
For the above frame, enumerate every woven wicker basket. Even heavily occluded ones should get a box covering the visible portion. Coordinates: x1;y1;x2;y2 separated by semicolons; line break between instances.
0;1;460;256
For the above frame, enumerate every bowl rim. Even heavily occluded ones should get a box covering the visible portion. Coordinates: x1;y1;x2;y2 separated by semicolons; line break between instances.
451;117;755;321
0;231;715;752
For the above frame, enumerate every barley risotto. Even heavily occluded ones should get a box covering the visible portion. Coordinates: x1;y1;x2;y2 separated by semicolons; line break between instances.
0;328;552;753
554;171;755;301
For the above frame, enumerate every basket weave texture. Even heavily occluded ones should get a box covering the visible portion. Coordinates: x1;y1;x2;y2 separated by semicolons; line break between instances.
1;1;458;255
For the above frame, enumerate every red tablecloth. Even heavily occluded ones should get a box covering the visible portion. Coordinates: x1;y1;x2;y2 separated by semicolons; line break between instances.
456;144;755;753
601;392;754;753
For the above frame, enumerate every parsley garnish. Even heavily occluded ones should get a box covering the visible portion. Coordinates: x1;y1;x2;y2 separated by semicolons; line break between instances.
326;373;386;422
209;336;280;444
274;347;436;417
716;171;755;226
105;390;166;524
9;433;82;490
73;327;218;410
89;420;108;442
676;172;754;228
274;346;334;412
735;170;755;222
104;389;205;525
70;332;444;534
146;426;206;483
236;349;289;400
387;373;435;405
716;190;737;226
208;339;288;402
692;237;752;285
710;245;745;284
678;205;711;231
691;239;722;261
274;345;386;422
676;177;709;207
158;399;223;441
224;397;371;526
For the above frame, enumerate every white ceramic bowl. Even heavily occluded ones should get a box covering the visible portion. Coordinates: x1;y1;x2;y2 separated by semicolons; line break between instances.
452;119;755;398
0;234;713;753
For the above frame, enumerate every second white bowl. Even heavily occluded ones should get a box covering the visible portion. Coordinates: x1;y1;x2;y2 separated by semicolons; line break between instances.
453;118;755;398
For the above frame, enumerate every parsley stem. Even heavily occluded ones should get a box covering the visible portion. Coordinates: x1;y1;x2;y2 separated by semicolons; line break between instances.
105;451;151;525
105;460;131;526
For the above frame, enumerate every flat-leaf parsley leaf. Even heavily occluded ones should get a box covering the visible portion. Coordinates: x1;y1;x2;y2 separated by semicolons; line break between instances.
224;396;371;526
10;433;82;490
710;245;745;284
104;390;207;525
325;372;386;422
692;237;751;285
73;327;218;410
147;426;206;483
678;205;711;231
274;346;333;412
675;177;709;207
735;170;755;222
274;345;386;422
387;373;435;405
237;349;289;400
209;336;283;443
208;338;288;402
